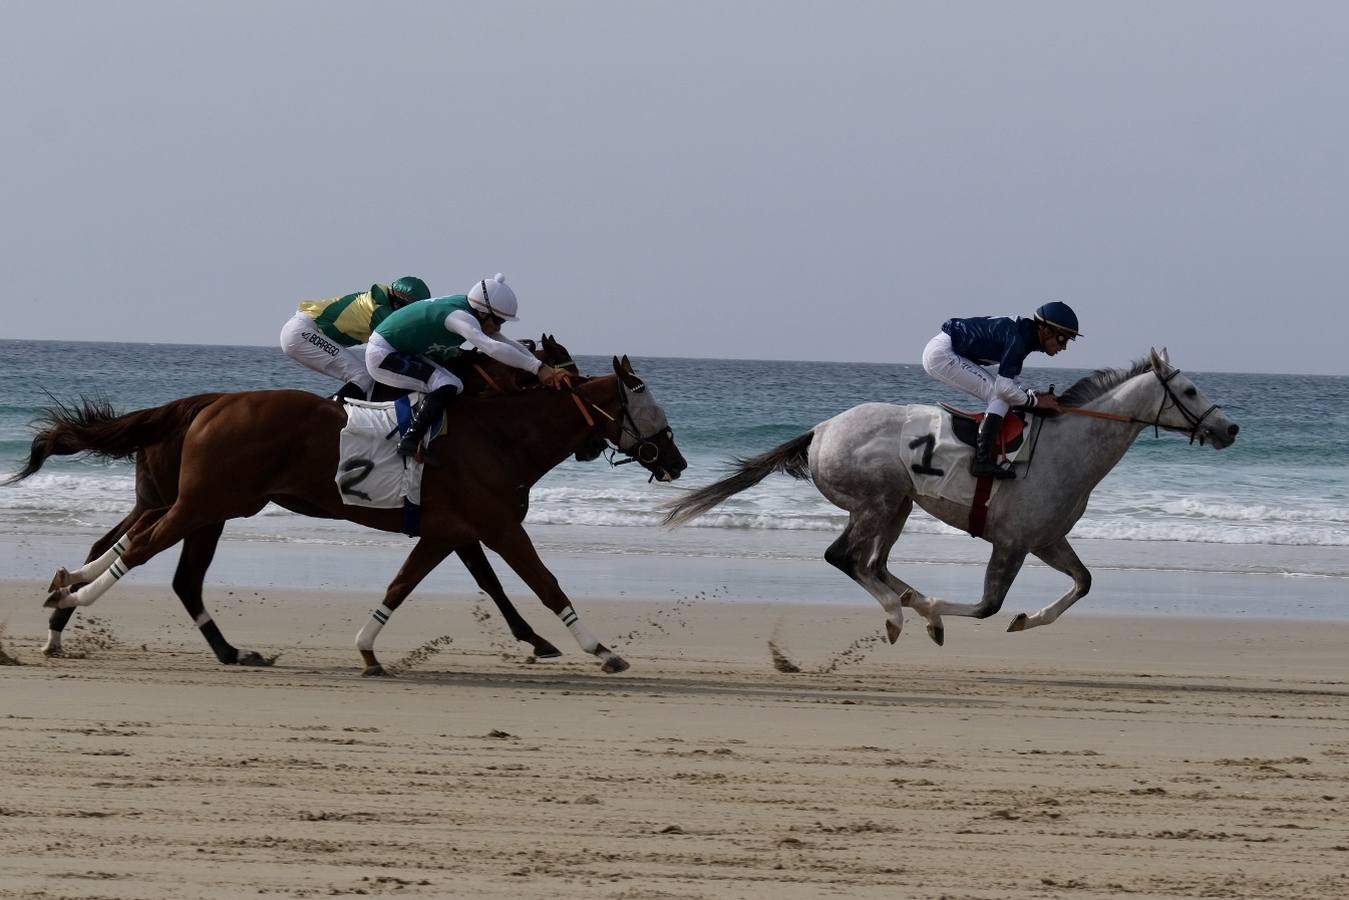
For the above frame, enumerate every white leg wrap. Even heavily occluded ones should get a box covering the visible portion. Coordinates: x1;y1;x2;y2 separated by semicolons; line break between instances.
356;605;394;652
558;605;601;654
68;535;132;585
42;630;63;652
194;611;212;627
68;554;130;607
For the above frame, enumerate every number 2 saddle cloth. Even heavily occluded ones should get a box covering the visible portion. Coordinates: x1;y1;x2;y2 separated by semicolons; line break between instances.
899;405;1028;507
334;396;445;512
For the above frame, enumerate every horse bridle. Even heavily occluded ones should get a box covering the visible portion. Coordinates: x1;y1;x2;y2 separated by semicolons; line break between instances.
1054;366;1219;444
1149;367;1221;444
615;378;674;466
567;378;672;471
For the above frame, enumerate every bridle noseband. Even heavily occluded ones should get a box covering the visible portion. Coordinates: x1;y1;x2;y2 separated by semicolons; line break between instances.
1150;367;1220;444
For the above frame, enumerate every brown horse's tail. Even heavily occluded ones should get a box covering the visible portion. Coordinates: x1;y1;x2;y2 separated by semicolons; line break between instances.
662;431;814;527
5;393;224;484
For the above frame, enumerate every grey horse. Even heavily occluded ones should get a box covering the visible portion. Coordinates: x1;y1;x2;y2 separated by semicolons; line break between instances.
664;349;1240;645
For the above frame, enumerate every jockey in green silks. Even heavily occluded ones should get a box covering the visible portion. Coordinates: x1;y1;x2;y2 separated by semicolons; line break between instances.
366;273;574;458
280;276;432;401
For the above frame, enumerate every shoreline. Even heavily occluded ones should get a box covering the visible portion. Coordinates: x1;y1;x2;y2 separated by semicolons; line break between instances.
4;520;1347;622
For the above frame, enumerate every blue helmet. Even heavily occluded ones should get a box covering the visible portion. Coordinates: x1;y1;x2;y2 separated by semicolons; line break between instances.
1034;301;1081;337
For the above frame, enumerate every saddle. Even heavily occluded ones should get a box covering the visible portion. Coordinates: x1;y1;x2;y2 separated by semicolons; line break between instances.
940;404;1026;454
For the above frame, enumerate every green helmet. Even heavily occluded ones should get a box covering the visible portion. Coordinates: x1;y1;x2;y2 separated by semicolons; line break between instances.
388;276;431;304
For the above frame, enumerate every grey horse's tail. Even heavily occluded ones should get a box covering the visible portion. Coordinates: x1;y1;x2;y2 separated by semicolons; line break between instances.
662;430;815;527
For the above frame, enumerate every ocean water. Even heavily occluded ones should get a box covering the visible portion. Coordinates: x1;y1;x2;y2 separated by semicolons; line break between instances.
2;339;1347;597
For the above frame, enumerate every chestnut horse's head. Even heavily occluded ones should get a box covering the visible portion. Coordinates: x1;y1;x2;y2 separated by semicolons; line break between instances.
610;355;687;482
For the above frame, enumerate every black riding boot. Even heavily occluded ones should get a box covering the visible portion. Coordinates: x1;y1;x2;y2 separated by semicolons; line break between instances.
397;386;457;459
970;413;1016;479
333;382;366;403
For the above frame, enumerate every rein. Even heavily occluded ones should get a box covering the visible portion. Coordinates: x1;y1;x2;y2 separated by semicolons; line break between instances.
472;363;503;395
1054;407;1134;423
1052;367;1220;444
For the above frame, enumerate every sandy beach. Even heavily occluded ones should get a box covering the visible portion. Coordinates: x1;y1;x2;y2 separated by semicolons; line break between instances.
2;576;1347;900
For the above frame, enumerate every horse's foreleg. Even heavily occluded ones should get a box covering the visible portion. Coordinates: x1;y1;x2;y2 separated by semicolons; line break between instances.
43;507;173;610
456;542;562;660
44;512;137;655
1007;537;1091;632
358;538;454;676
483;524;626;673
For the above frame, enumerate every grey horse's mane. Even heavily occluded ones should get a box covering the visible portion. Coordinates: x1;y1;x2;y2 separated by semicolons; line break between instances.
1058;356;1154;407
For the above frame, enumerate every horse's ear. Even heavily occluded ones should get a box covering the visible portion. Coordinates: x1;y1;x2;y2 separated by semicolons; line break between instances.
1149;347;1166;371
612;356;623;375
620;354;632;372
1160;346;1170;364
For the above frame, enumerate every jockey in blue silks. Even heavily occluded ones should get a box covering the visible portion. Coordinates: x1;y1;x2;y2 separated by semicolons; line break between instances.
922;301;1081;479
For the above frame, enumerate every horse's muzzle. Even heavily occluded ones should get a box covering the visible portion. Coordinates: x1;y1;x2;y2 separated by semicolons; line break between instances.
1201;420;1240;449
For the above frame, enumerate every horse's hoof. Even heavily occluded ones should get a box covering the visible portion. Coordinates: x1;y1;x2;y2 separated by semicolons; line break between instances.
362;664;388;677
41;644;64;658
926;622;945;646
48;568;71;592
885;620;901;644
1007;614;1028;632
237;650;274;667
530;639;563;660
601;655;629;674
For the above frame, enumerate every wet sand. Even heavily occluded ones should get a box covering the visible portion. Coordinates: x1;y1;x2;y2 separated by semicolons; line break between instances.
2;579;1348;899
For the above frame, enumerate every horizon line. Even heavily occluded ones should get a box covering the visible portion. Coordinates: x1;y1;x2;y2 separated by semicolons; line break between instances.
0;336;1343;380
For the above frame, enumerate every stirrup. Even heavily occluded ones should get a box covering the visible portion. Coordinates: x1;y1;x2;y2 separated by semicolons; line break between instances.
971;458;1016;479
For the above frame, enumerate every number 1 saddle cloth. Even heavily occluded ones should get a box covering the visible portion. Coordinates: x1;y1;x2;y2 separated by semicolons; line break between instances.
899;405;1029;508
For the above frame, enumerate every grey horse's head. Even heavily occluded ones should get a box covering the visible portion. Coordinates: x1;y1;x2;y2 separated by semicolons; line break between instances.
611;355;687;482
1146;347;1240;448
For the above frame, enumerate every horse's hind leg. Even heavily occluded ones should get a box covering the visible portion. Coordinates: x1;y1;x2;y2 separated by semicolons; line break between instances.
48;511;141;592
456;542;562;659
44;502;242;611
1007;537;1091;632
44;511;137;655
43;506;172;609
357;538;454;676
825;503;919;645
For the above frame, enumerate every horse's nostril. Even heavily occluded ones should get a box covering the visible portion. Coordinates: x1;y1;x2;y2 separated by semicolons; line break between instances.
1228;424;1239;436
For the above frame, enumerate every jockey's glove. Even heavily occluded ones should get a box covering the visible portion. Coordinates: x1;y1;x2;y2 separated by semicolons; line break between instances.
1020;390;1061;417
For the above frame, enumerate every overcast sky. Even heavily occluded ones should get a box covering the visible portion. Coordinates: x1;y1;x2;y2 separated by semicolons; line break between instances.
3;2;1346;374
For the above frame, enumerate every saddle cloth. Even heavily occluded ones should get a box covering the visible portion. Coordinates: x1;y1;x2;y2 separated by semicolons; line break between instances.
900;406;1029;507
335;397;438;509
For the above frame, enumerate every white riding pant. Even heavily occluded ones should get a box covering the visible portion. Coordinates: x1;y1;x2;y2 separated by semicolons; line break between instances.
365;332;463;395
921;332;1027;417
280;312;374;395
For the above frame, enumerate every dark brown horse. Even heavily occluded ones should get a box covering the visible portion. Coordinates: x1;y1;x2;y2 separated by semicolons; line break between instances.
35;336;599;666
15;357;685;674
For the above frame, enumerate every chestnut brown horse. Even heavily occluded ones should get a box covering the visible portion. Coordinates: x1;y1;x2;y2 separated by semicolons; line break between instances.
34;336;591;666
15;356;685;674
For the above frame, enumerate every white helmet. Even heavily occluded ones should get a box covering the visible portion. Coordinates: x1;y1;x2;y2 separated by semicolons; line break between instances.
467;273;519;321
